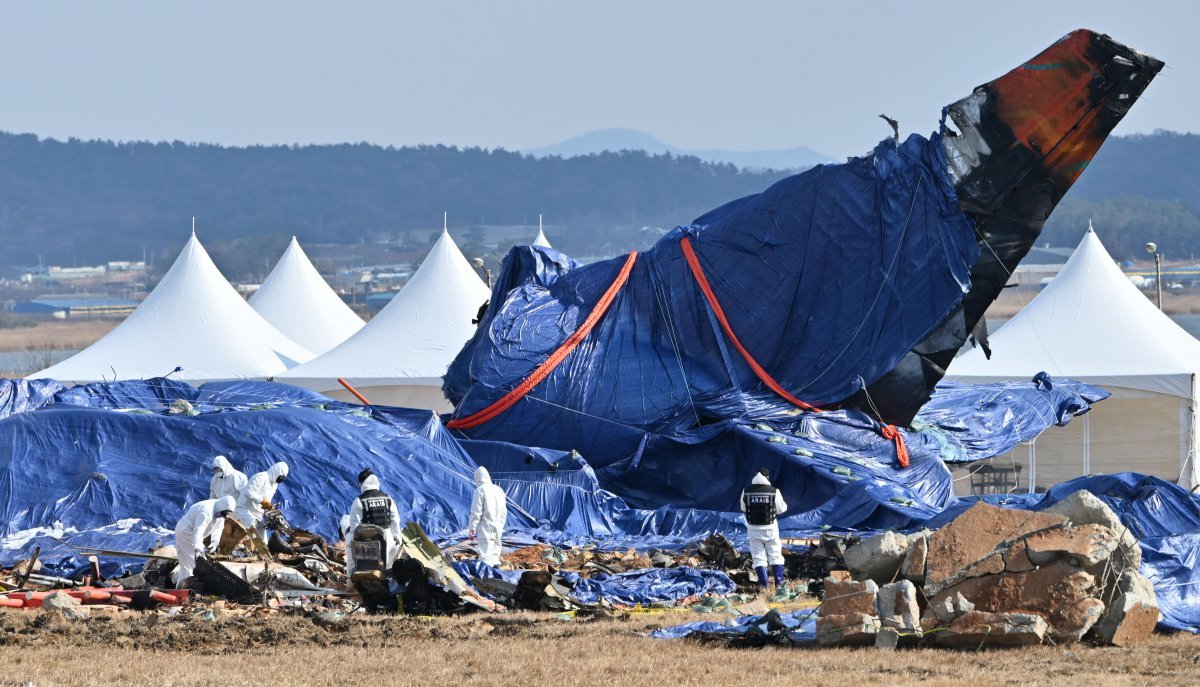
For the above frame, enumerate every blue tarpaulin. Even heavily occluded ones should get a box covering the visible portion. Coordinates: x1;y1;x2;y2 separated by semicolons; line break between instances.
0;375;1104;569
650;608;819;642
447;134;978;436
452;560;733;607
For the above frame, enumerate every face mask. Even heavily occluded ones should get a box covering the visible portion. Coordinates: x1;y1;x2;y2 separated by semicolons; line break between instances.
213;468;224;477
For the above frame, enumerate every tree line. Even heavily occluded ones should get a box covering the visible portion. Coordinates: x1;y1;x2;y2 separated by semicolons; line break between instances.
1;130;1197;272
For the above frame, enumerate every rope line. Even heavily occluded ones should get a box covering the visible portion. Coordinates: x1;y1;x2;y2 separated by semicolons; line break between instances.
447;251;639;430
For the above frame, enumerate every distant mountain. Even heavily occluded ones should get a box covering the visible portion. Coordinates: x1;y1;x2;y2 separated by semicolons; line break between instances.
525;128;833;171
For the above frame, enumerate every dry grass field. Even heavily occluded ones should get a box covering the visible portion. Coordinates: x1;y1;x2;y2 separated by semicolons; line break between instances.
0;319;116;353
0;608;1197;687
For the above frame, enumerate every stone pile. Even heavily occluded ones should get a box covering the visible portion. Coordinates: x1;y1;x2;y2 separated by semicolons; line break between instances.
816;490;1160;648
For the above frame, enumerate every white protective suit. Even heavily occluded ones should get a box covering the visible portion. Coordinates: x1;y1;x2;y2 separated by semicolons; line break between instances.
740;473;789;568
173;496;236;585
467;466;508;567
233;462;289;541
207;455;247;550
344;474;404;576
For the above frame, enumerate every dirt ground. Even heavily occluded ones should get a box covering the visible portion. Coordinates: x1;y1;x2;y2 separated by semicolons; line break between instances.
0;607;1198;687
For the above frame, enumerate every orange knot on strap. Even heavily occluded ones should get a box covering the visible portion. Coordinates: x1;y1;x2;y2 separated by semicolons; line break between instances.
880;424;910;468
447;251;639;430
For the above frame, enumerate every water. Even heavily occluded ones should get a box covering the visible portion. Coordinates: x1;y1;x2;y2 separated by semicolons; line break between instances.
0;349;78;376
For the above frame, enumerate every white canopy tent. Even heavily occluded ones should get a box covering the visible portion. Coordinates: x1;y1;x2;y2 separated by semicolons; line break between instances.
32;234;314;384
249;237;365;356
279;230;490;411
947;225;1200;492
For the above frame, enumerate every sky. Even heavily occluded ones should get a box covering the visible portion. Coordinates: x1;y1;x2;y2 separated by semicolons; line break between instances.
0;1;1192;159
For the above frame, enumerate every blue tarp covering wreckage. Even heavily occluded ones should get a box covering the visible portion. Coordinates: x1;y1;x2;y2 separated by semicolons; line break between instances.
4;375;1163;616
0;375;1100;567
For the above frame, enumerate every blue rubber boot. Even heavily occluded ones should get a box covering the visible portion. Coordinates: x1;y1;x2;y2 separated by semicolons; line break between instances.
772;564;785;588
755;566;769;590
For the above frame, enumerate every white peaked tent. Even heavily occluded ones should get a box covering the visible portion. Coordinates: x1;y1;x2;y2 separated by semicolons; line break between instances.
533;216;552;248
249;237;365;356
279;230;490;411
947;225;1200;491
32;234;314;384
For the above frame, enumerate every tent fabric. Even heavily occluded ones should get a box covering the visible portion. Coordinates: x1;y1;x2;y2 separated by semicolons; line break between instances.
948;227;1200;397
249;237;365;356
946;227;1200;490
446;133;978;435
31;235;313;383
280;230;490;409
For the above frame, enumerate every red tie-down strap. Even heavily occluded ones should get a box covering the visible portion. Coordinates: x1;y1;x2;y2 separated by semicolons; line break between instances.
679;236;821;413
681;236;910;467
446;251;640;430
880;424;911;468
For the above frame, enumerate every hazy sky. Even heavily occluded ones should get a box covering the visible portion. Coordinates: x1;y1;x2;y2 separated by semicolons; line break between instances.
0;1;1191;158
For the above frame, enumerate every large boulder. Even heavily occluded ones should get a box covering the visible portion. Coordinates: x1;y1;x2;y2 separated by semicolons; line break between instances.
819;578;878;617
1090;569;1160;647
877;579;920;632
930;563;1104;642
844;532;911;583
1044;490;1141;570
816;613;880;646
923;502;1068;595
935;611;1048;647
1025;523;1118;567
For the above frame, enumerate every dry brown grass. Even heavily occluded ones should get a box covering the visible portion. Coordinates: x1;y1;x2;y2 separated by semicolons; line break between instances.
0;607;1197;686
0;319;117;352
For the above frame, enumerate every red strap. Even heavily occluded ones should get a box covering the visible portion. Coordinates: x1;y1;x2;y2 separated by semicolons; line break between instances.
447;251;639;430
880;424;910;468
680;237;820;413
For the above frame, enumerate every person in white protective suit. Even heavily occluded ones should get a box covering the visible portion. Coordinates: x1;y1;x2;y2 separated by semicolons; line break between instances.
467;466;507;567
206;455;247;550
740;469;788;592
173;495;236;585
210;455;247;500
233;462;289;542
344;473;404;577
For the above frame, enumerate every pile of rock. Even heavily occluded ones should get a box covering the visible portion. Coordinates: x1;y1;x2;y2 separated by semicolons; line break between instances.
816;490;1159;648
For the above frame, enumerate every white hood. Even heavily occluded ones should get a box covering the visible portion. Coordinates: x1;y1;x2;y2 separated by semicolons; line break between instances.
360;474;381;493
474;466;491;486
751;473;771;486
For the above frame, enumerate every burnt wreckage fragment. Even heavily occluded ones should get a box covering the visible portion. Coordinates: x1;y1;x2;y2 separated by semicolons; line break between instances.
852;30;1163;425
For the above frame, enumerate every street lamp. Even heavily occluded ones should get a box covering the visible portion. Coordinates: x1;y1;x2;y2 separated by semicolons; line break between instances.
471;257;493;288
1145;242;1162;310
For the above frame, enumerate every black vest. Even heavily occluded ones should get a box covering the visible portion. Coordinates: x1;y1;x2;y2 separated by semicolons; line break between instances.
743;484;777;525
359;489;393;528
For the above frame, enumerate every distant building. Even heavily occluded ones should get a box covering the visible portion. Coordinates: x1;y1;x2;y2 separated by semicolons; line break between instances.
14;295;139;318
366;292;397;311
47;265;107;280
